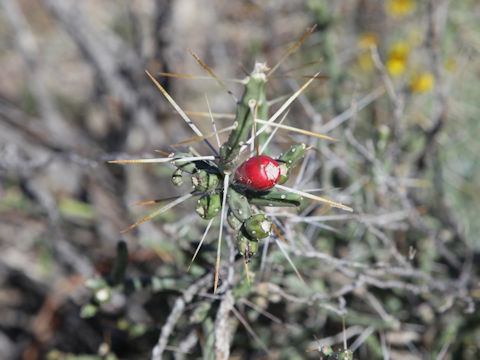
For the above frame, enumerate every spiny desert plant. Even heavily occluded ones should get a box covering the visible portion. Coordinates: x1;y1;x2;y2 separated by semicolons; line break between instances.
108;25;352;296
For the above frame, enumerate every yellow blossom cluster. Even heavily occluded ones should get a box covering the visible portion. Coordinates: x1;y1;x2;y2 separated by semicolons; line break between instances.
385;0;417;19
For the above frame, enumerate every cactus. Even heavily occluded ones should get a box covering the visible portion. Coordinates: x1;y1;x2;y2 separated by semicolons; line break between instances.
109;39;352;295
219;63;268;171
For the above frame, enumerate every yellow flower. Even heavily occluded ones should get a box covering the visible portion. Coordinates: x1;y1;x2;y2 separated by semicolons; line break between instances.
410;72;434;93
386;0;417;18
386;41;410;77
357;32;379;49
386;58;407;76
356;33;379;71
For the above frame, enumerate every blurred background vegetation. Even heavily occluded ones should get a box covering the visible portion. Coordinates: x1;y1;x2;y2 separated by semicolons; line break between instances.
0;0;479;359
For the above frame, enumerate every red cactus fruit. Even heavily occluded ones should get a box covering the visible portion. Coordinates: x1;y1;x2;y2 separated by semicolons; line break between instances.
235;155;281;191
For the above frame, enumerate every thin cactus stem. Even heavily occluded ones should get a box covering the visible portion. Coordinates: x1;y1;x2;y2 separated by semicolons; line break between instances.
275;238;305;284
274;184;353;212
214;171;231;294
121;192;194;233
187;217;215;272
219;63;268;171
205;94;222;148
254;119;338;141
189;50;238;103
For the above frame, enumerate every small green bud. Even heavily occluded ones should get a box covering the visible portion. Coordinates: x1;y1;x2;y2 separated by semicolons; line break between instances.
277;143;308;184
195;191;221;219
171;169;183;186
227;187;251;221
319;345;333;356
80;303;99;318
191;170;220;192
174;153;197;173
244;214;272;239
237;231;259;261
227;209;242;230
93;286;112;304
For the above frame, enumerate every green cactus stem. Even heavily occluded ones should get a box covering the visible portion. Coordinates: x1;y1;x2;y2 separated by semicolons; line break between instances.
227;209;243;230
219;62;269;171
247;190;302;207
244;214;272;239
278;143;308;184
226;186;251;221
